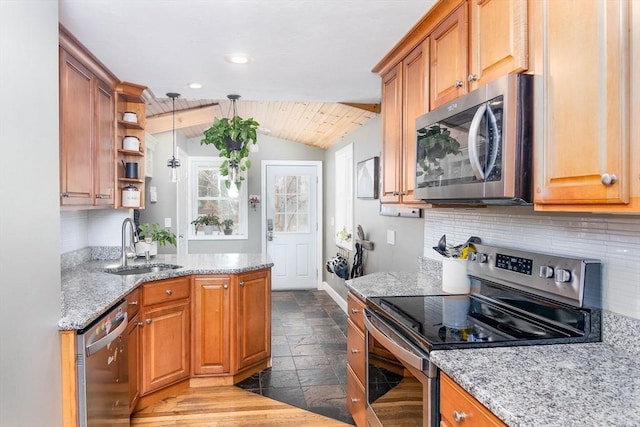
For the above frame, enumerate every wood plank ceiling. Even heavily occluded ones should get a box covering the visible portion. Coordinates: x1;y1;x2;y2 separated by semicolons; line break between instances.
146;97;379;150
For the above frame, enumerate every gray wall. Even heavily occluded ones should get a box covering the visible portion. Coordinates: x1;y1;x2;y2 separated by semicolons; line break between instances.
0;2;63;425
323;116;425;300
141;132;325;254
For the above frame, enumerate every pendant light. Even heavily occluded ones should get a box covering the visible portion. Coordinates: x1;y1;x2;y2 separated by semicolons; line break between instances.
166;92;181;182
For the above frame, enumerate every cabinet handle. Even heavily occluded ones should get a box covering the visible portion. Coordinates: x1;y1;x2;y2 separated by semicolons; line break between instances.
350;349;360;354
454;80;464;88
351;308;360;314
399;191;406;196
145;318;152;324
61;192;69;198
128;300;138;306
453;410;467;422
468;74;478;82
136;321;143;327
350;398;360;403
223;284;228;289
95;194;102;199
166;289;173;295
239;281;245;287
600;173;618;186
392;191;399;196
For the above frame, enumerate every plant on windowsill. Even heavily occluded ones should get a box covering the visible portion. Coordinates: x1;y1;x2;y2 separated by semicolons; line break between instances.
221;218;234;235
136;222;177;256
191;214;220;235
200;95;259;190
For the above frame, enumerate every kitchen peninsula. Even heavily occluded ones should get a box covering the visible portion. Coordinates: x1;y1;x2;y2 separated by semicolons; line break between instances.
59;251;273;427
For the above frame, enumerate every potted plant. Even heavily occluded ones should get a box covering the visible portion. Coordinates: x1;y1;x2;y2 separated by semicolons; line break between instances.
136;222;177;256
221;218;234;235
200;97;259;189
191;214;220;235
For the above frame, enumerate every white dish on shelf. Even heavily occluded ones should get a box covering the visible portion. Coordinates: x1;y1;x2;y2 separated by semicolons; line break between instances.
123;136;140;151
122;112;138;123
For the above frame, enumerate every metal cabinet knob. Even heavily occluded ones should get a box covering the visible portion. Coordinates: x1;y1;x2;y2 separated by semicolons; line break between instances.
351;308;360;314
128;300;138;306
351;398;360;403
454;80;464;88
453;410;467;422
468;74;479;82
145;318;152;324
350;349;360;354
166;289;173;295
239;281;245;287
600;173;618;186
136;321;143;327
223;284;228;289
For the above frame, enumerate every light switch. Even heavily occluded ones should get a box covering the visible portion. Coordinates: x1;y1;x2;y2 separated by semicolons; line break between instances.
149;186;157;203
164;218;172;228
387;230;396;245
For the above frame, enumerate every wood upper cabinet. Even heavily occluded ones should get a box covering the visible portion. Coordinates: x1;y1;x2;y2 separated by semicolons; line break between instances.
59;48;101;206
380;41;428;205
95;79;115;205
140;277;190;395
235;269;271;372
192;275;232;375
430;3;468;109
532;0;639;212
468;0;528;90
440;372;506;427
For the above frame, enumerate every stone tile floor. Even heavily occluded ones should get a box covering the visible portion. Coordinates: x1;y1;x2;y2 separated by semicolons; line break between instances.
236;290;355;425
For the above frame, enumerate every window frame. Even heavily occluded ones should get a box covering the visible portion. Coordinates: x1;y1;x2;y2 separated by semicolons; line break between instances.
188;156;248;240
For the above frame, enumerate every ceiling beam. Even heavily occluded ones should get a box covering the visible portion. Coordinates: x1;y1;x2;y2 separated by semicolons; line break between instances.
339;102;381;114
146;105;217;134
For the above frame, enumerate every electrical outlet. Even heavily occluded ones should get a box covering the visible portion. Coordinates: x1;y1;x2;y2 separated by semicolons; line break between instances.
387;230;396;245
164;218;172;228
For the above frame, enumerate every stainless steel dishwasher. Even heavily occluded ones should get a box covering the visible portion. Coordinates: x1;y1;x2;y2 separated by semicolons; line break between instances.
76;300;130;426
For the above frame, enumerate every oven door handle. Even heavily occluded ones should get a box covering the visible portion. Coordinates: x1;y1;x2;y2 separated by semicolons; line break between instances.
364;310;428;371
468;103;486;181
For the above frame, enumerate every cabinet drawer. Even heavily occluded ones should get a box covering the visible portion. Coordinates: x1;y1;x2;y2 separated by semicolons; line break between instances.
440;373;506;427
347;292;366;332
142;277;190;306
347;319;365;384
346;365;366;427
126;288;140;318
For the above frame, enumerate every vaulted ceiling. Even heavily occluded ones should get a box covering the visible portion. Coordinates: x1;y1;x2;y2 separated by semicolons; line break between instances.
59;0;435;148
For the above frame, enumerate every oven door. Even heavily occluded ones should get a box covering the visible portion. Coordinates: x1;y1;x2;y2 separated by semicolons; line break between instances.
364;309;438;427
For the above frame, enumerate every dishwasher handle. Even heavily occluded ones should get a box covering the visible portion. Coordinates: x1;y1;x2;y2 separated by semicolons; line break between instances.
85;312;128;357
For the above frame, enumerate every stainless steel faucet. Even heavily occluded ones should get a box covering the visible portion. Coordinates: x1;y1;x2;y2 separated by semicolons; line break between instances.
121;217;139;267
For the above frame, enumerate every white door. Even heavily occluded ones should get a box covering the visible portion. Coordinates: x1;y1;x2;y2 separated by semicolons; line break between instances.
264;162;321;290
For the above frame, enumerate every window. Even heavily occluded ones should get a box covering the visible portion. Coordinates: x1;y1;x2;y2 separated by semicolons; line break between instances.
189;157;247;239
273;175;310;233
334;144;353;250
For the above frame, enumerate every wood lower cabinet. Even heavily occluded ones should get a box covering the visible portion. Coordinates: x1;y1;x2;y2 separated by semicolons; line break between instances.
125;313;141;412
346;293;367;427
532;0;640;212
235;269;271;371
440;372;506;427
192;275;232;375
140;277;191;395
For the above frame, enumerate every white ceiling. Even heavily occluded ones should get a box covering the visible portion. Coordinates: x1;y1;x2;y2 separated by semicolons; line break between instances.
58;0;435;104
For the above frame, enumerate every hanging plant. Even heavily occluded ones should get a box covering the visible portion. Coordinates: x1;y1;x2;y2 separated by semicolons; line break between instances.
200;95;259;189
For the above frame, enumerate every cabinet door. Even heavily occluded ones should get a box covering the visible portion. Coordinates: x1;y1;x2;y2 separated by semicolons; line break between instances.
430;3;469;108
192;276;231;375
235;269;271;372
126;314;141;412
380;64;403;204
468;0;528;90
59;49;94;205
94;79;115;206
402;42;428;204
141;300;190;395
533;0;631;209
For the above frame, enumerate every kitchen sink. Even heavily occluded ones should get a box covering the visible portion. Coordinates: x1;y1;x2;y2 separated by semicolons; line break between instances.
104;263;182;276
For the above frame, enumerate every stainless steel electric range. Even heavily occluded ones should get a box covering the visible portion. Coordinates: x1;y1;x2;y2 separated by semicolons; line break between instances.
363;244;602;427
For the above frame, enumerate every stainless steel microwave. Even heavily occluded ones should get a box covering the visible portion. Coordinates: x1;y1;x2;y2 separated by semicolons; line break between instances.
414;73;533;205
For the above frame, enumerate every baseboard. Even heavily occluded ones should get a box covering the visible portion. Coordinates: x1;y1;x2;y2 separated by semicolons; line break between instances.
320;281;347;314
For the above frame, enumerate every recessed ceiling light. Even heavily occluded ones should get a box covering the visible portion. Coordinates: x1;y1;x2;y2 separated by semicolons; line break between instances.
225;53;253;64
188;82;203;89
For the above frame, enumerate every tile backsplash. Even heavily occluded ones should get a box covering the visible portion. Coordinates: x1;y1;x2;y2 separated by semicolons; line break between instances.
423;207;640;319
60;210;130;254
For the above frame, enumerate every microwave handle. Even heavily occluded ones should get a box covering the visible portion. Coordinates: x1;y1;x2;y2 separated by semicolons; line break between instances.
484;104;501;178
468;103;486;180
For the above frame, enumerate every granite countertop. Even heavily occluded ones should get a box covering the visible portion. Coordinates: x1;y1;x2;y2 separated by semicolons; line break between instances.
430;342;640;427
60;253;273;331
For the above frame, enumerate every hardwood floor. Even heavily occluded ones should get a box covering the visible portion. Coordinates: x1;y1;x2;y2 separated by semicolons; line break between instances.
131;385;350;426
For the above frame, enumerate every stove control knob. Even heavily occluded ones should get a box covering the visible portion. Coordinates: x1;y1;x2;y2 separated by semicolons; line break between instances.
475;253;488;263
555;268;572;283
539;265;554;278
467;252;477;262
